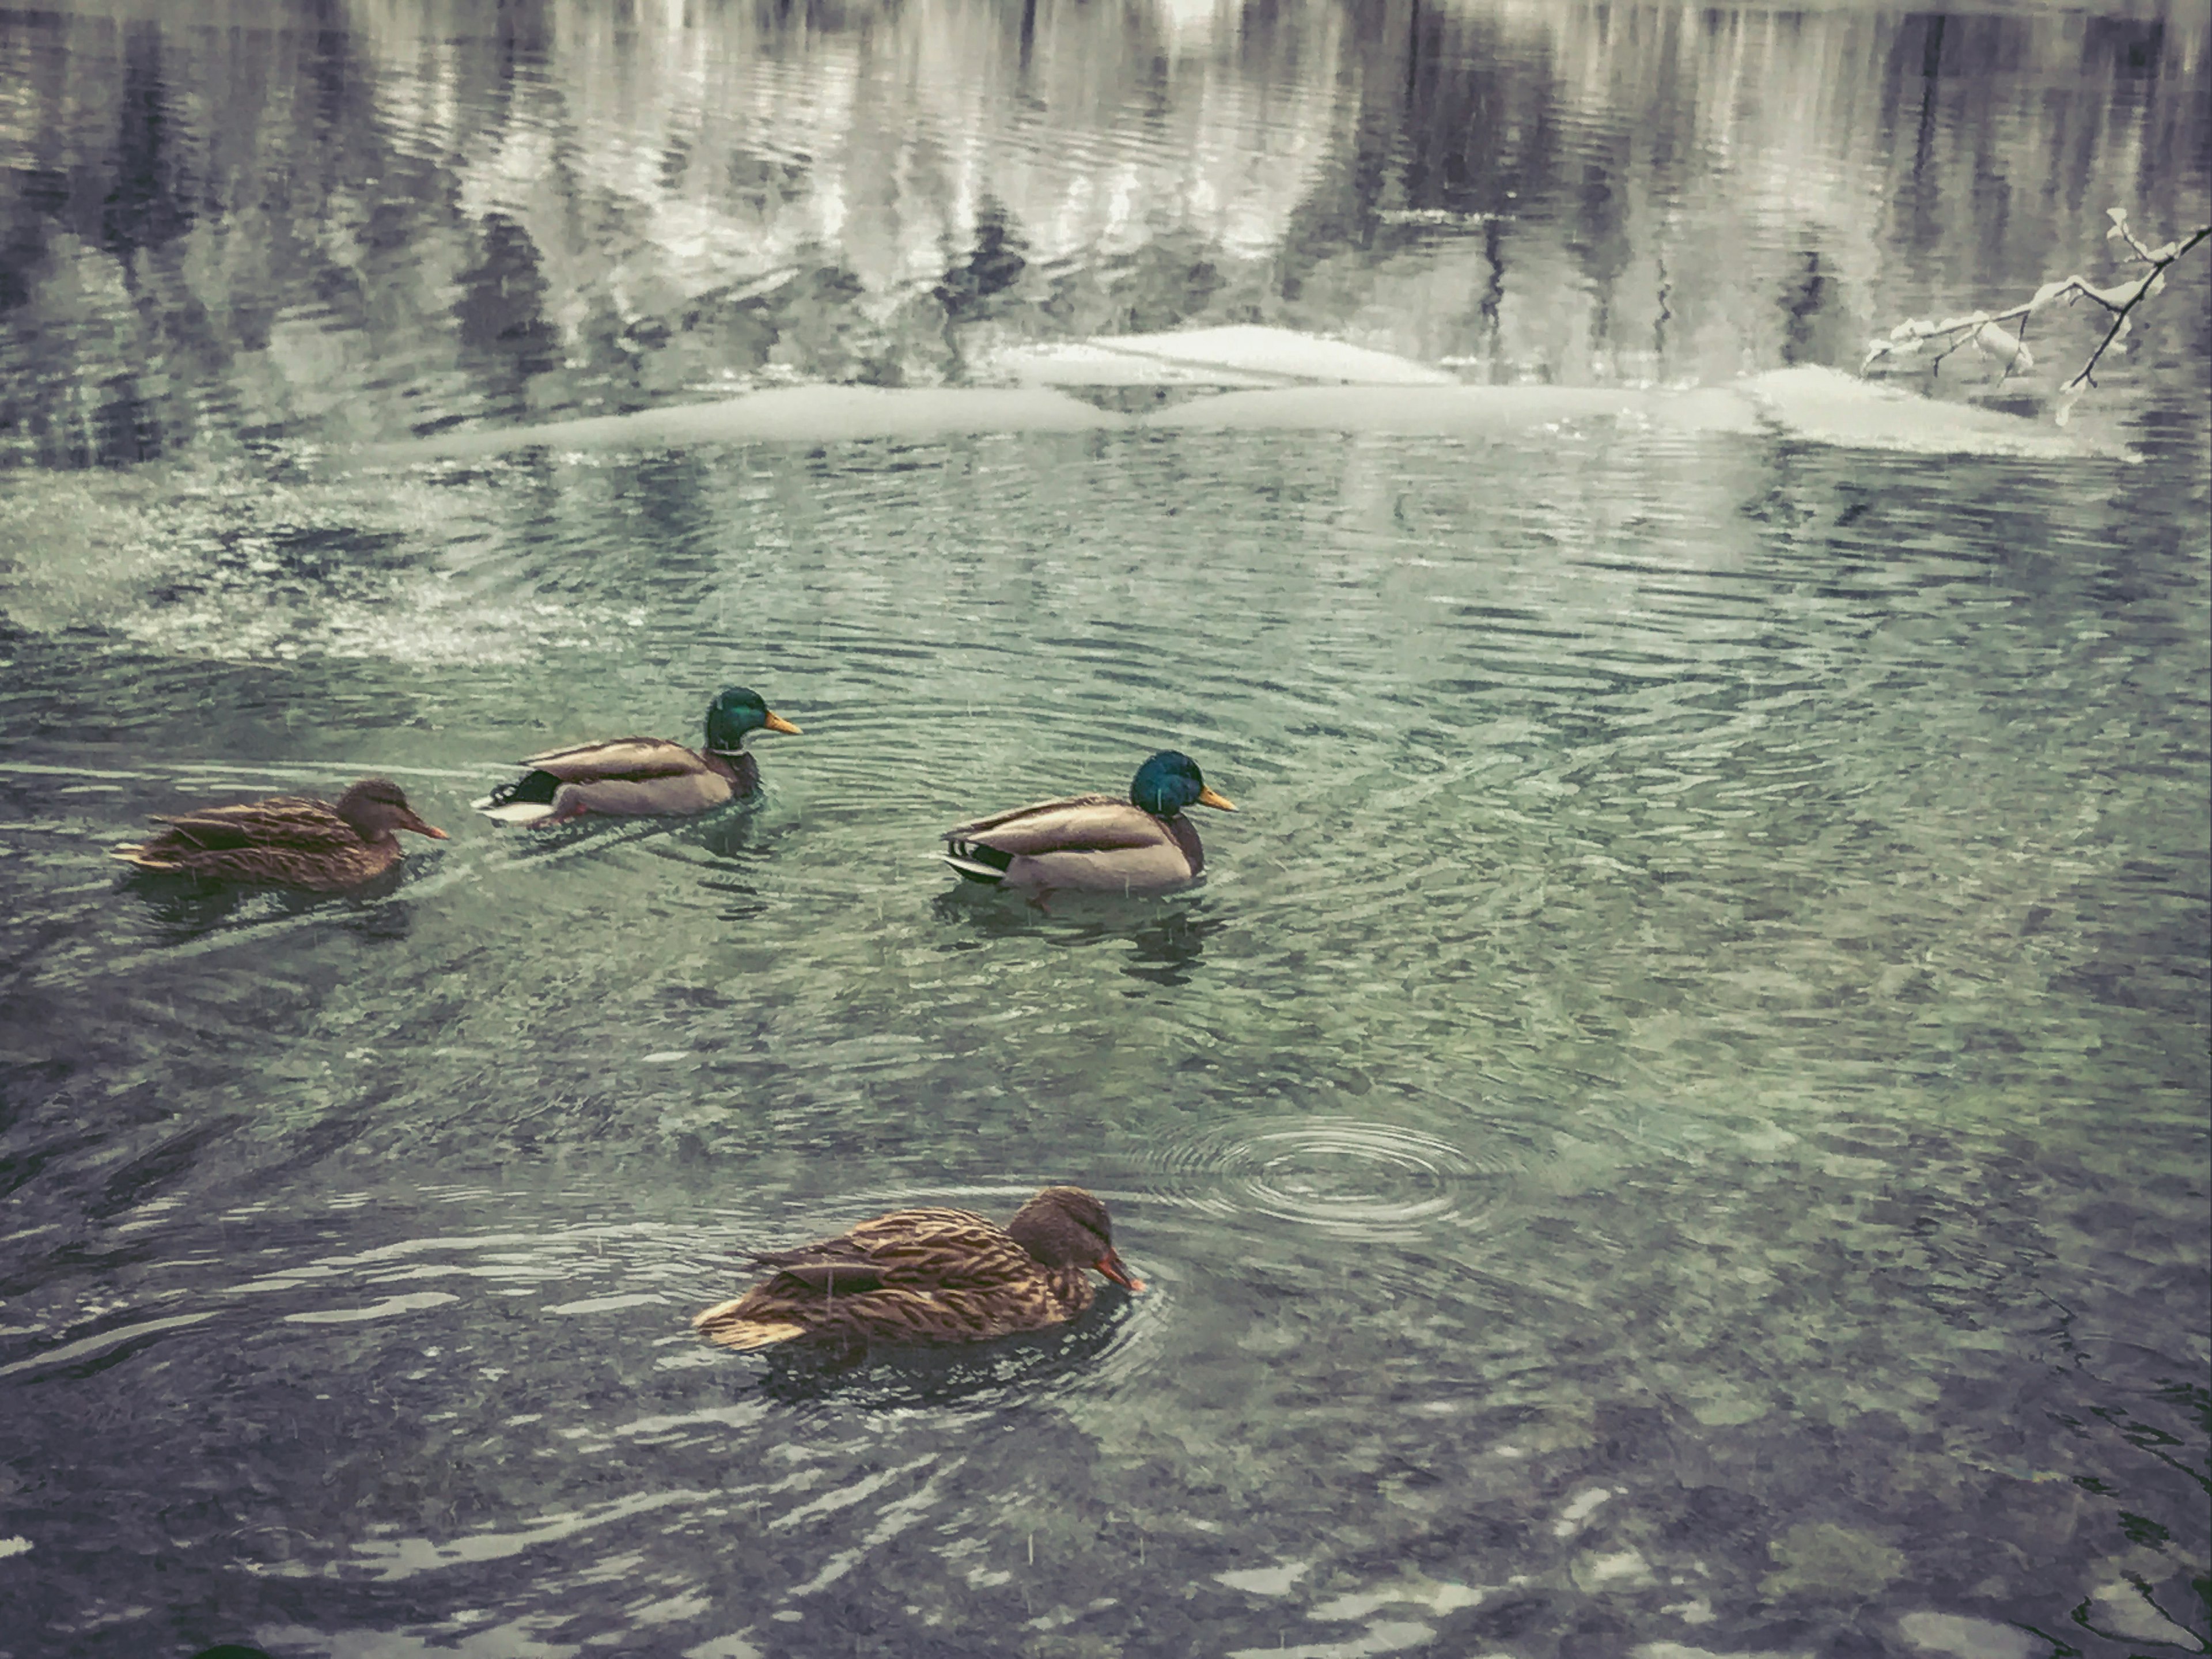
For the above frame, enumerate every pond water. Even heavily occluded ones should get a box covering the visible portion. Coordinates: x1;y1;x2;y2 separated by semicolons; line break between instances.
2;3;2208;1658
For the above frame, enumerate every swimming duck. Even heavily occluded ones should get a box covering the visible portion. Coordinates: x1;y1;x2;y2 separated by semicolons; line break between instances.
474;685;800;825
942;749;1234;895
111;777;448;891
694;1185;1142;1350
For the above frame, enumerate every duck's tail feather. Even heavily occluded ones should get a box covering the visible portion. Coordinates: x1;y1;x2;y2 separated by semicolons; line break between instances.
942;839;1013;884
694;1300;808;1350
475;768;562;823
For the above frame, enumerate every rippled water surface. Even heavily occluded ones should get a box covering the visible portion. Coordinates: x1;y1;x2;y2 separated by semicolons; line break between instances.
2;3;2208;1658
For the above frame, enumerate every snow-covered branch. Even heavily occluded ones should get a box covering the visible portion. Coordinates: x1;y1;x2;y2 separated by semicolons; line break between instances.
1862;210;2210;421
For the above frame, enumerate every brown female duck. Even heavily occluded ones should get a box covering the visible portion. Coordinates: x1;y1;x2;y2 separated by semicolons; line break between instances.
112;777;447;891
694;1185;1142;1350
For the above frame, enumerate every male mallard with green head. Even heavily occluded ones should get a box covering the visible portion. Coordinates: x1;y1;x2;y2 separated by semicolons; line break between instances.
112;777;448;891
474;685;800;825
942;749;1234;895
694;1185;1142;1350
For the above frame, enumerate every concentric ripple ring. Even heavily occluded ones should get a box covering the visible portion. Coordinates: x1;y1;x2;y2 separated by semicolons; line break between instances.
1141;1116;1501;1242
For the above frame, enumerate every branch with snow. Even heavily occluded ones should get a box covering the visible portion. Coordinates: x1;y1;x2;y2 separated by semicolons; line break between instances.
1862;210;2210;422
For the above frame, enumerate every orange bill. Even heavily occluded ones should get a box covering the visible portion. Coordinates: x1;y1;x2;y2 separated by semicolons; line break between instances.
763;711;802;736
1196;786;1235;811
1096;1249;1145;1293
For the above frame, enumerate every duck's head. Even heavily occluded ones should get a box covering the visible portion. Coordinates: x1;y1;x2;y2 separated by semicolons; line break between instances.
1007;1185;1143;1292
704;685;802;755
334;778;447;842
1130;750;1234;819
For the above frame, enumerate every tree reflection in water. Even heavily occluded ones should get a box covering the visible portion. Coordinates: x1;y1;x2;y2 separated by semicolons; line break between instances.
1;1;2203;464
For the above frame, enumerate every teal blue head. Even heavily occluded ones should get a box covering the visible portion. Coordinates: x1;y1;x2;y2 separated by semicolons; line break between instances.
1130;750;1236;818
704;686;802;755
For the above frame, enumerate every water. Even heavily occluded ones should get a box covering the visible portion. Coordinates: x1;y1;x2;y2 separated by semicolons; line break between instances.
2;3;2208;1657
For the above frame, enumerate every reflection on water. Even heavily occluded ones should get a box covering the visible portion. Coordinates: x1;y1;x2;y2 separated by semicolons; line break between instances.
933;885;1227;989
0;3;2208;1658
2;0;2206;464
750;1291;1143;1413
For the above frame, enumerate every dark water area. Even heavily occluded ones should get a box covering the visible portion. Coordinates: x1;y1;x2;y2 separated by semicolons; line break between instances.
1;3;2209;1658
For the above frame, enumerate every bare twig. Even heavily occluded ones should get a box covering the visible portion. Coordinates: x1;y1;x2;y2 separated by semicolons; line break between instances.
2066;218;2211;391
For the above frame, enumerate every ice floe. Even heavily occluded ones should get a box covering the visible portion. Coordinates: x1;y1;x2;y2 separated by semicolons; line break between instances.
362;327;2137;465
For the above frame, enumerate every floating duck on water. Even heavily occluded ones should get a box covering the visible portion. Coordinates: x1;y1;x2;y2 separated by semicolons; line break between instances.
111;777;447;891
942;749;1234;895
694;1185;1141;1350
474;685;800;825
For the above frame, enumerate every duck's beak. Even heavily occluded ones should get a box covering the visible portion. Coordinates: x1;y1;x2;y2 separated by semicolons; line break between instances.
401;812;449;840
1196;786;1235;812
763;711;802;736
1095;1249;1145;1293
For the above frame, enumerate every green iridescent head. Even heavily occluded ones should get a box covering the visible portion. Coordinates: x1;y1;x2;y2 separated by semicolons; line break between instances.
703;686;801;755
1130;751;1234;818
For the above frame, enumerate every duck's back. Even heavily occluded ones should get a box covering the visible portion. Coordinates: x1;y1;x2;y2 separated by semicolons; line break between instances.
483;738;752;822
944;794;1160;851
524;737;710;781
752;1206;1029;1287
694;1206;1093;1348
143;797;358;851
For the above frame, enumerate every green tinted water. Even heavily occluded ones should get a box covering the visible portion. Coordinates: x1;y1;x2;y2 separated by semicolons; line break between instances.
1;4;2206;1657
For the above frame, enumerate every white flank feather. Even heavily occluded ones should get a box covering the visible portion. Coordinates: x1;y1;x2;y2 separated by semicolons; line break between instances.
473;795;557;824
941;853;1007;882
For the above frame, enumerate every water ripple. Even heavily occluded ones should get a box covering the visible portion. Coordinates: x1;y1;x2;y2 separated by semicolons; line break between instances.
1136;1115;1512;1243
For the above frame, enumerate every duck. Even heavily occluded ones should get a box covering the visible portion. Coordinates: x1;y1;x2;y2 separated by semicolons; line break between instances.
694;1185;1142;1350
474;685;800;825
942;749;1234;895
111;777;448;891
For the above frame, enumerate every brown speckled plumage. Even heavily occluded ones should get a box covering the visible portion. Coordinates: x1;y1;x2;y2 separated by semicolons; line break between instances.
694;1186;1141;1350
111;777;447;891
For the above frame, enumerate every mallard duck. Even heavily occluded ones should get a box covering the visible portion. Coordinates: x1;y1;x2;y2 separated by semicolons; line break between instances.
474;685;800;825
694;1185;1142;1350
942;749;1234;895
111;777;448;891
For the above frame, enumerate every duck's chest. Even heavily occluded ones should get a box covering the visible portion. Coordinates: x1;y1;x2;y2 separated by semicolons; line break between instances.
1167;813;1205;876
714;751;760;797
1037;1264;1096;1320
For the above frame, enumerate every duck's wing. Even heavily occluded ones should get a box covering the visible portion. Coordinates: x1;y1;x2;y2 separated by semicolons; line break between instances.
476;740;740;823
143;796;355;851
694;1208;1059;1347
518;737;710;782
944;795;1168;854
750;1207;1034;1293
